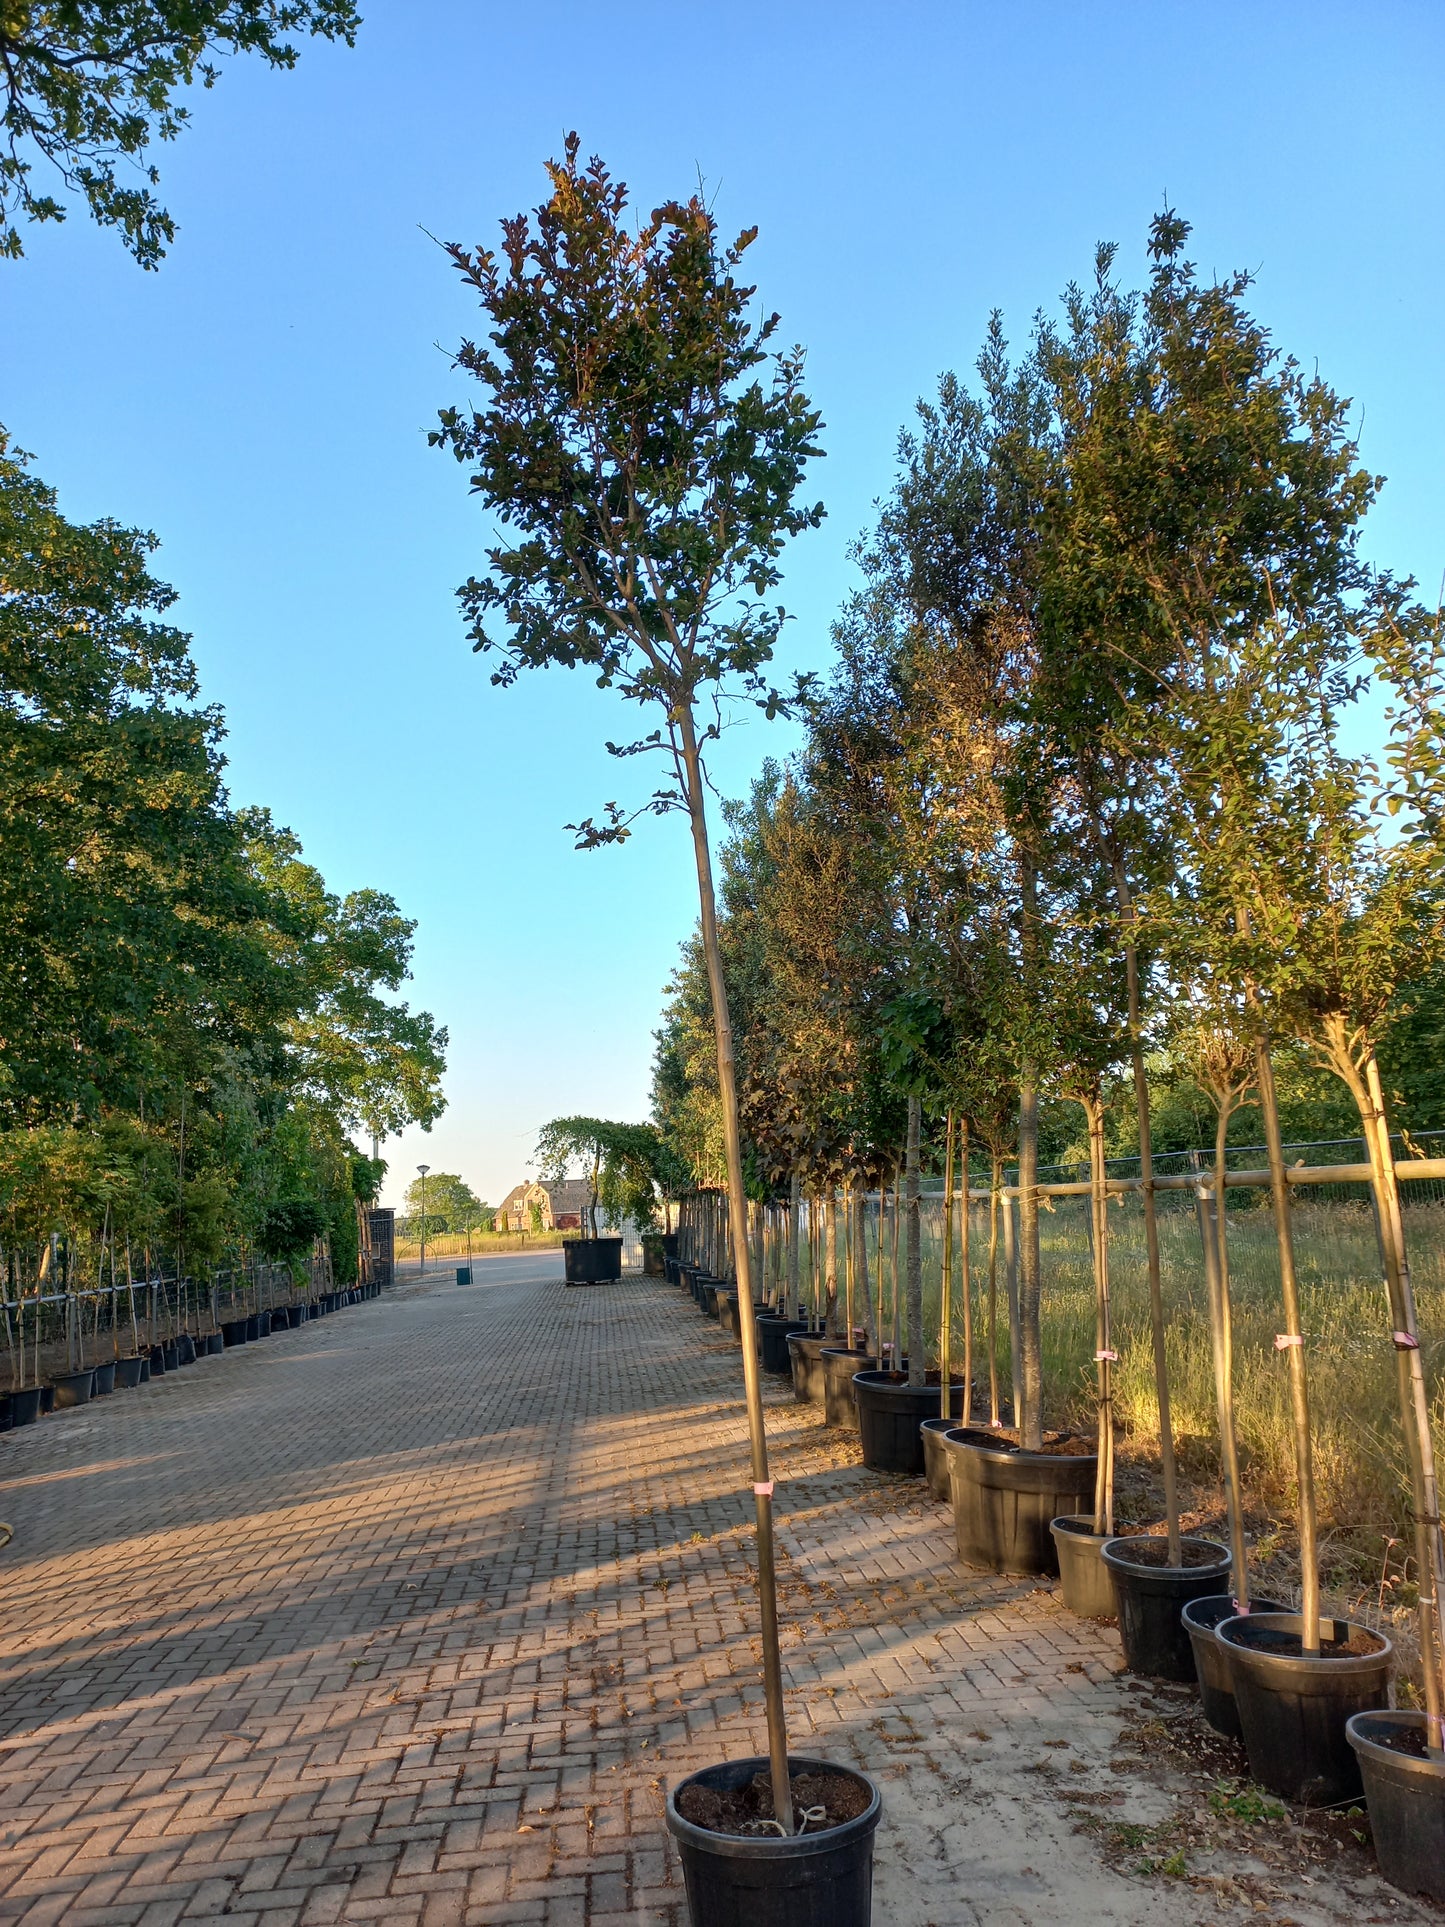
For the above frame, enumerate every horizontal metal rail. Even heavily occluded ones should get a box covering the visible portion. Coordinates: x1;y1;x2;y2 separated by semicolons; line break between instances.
963;1157;1445;1202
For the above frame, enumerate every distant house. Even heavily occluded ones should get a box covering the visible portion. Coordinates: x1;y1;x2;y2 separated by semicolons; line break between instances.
495;1178;596;1232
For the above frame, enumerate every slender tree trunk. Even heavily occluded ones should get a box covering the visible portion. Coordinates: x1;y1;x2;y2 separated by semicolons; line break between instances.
1114;861;1179;1559
905;1097;923;1386
890;1167;902;1363
855;1189;876;1353
843;1186;854;1344
677;714;791;1828
824;1192;839;1337
1325;1028;1445;1739
875;1183;887;1370
987;1156;1002;1428
1199;1101;1250;1609
1003;1184;1021;1427
1252;1031;1320;1651
1017;1071;1043;1448
940;1111;955;1422
1084;1094;1115;1534
959;1120;973;1424
787;1171;801;1320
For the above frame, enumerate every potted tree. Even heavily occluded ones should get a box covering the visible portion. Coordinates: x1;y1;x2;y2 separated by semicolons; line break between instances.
434;138;878;1888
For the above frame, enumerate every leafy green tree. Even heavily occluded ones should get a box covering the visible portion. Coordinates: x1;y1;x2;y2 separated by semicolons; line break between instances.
0;1;360;264
399;1170;482;1232
434;138;823;1821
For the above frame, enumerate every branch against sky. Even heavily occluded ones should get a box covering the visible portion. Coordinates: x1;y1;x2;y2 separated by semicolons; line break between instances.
0;1;360;265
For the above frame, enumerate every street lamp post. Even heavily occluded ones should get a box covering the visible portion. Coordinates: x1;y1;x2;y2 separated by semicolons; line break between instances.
418;1164;430;1274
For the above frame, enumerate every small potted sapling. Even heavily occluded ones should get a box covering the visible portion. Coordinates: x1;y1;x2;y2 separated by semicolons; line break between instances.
434;141;879;1912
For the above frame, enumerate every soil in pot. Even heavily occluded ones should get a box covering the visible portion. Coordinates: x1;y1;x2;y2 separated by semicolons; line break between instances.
91;1360;117;1396
821;1348;872;1431
9;1385;42;1425
666;1753;881;1927
1218;1613;1392;1805
943;1427;1098;1577
1049;1515;1118;1621
1182;1595;1287;1740
52;1368;94;1409
1348;1710;1445;1902
853;1372;966;1476
1101;1535;1230;1681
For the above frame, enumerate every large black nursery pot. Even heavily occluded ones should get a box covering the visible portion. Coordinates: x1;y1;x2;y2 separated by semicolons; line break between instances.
699;1277;723;1320
787;1332;833;1404
821;1348;872;1431
642;1234;666;1276
1181;1595;1287;1739
564;1237;624;1285
148;1344;167;1375
1049;1516;1118;1621
920;1418;954;1501
9;1385;42;1425
1347;1711;1445;1901
757;1316;810;1376
853;1372;967;1476
206;1331;225;1354
718;1291;766;1341
92;1360;117;1397
943;1428;1098;1578
176;1332;196;1365
221;1319;246;1346
665;1755;881;1927
1218;1612;1392;1805
114;1356;146;1390
244;1314;261;1341
161;1339;180;1371
52;1367;94;1410
39;1383;55;1415
1102;1536;1230;1681
257;1310;272;1335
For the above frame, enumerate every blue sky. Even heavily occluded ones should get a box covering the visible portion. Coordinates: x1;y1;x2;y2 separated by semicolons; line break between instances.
4;1;1442;1206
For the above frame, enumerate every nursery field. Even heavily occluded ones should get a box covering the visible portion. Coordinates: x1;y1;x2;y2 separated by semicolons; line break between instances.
0;1261;1432;1925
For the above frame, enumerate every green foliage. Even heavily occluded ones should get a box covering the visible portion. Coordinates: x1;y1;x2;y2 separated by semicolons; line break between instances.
257;1196;327;1263
0;1;360;265
400;1170;482;1233
535;1115;673;1231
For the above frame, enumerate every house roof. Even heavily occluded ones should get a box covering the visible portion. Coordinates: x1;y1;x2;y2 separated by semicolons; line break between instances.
538;1178;593;1214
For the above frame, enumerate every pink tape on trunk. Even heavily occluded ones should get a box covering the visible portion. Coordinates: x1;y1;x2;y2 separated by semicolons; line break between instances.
1094;1349;1119;1362
1393;1331;1421;1350
753;1481;774;1498
1274;1333;1304;1350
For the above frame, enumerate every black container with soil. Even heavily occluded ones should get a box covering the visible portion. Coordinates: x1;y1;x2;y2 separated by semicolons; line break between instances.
114;1355;146;1390
564;1237;624;1285
1101;1536;1230;1681
92;1360;117;1396
1217;1612;1392;1805
1347;1710;1445;1902
920;1418;955;1501
665;1754;881;1927
206;1331;225;1354
51;1368;94;1409
221;1320;247;1347
942;1428;1098;1576
1181;1595;1287;1739
820;1348;872;1431
9;1385;42;1425
756;1316;810;1376
718;1291;765;1341
852;1372;967;1477
1049;1515;1118;1621
787;1332;834;1404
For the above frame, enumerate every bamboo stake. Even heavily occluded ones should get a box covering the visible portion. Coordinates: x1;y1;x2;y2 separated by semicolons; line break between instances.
940;1111;955;1422
1086;1094;1115;1534
1196;1173;1248;1608
959;1119;973;1424
987;1158;1002;1428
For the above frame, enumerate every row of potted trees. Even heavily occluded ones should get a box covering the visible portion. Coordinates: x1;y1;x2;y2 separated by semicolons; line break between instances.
665;1185;1440;1908
0;1280;382;1429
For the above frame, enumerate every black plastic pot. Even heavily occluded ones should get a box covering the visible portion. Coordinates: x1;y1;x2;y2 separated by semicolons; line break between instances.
1347;1710;1445;1900
243;1314;260;1342
1049;1516;1118;1621
149;1344;167;1375
206;1331;225;1355
942;1428;1099;1577
176;1333;196;1365
221;1320;246;1346
1219;1613;1392;1805
564;1237;624;1285
757;1317;810;1375
1101;1536;1230;1681
39;1383;55;1414
257;1310;272;1335
270;1308;290;1330
853;1373;966;1476
665;1754;881;1927
9;1385;41;1425
699;1279;722;1319
821;1348;872;1430
920;1418;954;1500
52;1367;94;1409
787;1332;833;1404
1181;1595;1288;1739
114;1356;145;1390
92;1360;117;1396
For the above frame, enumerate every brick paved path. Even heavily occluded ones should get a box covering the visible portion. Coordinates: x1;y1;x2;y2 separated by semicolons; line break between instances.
0;1263;1424;1925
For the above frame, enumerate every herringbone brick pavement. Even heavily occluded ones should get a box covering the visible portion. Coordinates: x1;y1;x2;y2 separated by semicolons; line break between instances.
0;1260;1423;1925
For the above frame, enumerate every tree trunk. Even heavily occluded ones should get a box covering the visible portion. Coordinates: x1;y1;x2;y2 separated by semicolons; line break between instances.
1198;1100;1249;1609
1017;1070;1043;1448
824;1192;840;1337
1253;1032;1320;1650
678;711;791;1828
905;1097;923;1386
787;1171;801;1320
987;1157;1002;1428
940;1111;955;1422
1085;1093;1115;1533
1114;858;1180;1560
854;1188;877;1353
